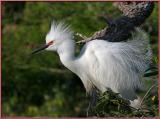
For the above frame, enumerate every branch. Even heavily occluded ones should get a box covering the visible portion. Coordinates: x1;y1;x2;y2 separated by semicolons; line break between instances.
77;2;154;44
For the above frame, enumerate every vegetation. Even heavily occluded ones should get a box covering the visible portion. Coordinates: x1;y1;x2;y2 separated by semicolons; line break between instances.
92;86;158;117
2;1;158;117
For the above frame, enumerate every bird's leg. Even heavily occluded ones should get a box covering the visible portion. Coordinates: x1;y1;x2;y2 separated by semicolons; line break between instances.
86;88;99;117
86;101;91;117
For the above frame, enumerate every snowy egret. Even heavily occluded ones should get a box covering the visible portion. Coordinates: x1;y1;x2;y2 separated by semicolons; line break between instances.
31;21;151;108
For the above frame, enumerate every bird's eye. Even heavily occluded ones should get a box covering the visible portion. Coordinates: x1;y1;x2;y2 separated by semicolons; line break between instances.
47;40;54;46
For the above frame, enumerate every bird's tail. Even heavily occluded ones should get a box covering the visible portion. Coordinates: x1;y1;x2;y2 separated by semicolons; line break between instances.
127;28;152;73
129;28;151;55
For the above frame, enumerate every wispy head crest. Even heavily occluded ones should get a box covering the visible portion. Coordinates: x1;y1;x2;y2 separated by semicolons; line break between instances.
47;20;73;41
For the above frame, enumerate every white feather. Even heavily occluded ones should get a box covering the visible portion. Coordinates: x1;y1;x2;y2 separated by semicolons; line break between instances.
46;21;73;43
78;28;151;100
45;22;152;107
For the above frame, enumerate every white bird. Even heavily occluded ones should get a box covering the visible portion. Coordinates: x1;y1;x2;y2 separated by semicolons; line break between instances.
32;21;152;108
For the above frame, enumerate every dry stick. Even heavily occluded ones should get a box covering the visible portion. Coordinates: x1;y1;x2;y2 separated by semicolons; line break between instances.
139;83;158;109
75;33;87;39
76;28;107;44
75;33;88;44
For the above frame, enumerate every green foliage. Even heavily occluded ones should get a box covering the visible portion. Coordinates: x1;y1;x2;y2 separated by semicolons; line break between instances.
92;89;131;117
2;2;158;117
92;87;158;117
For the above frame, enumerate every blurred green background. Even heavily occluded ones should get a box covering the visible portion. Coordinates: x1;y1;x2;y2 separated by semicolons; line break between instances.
2;1;158;117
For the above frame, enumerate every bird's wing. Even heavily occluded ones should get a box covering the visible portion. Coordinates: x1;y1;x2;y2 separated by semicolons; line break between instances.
81;28;151;100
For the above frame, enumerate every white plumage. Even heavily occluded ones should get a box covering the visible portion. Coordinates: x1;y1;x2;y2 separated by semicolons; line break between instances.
45;21;152;107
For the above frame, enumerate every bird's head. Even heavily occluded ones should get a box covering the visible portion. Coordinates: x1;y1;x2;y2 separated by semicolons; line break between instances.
31;21;73;54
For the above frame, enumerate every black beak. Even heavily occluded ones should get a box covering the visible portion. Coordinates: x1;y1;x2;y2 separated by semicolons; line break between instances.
31;44;49;55
31;41;54;55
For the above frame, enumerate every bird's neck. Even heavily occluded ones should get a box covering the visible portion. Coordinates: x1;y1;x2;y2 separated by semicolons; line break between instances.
57;40;78;73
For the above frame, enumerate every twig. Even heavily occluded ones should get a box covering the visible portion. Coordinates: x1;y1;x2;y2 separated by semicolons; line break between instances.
139;83;158;108
76;28;107;44
75;33;87;39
